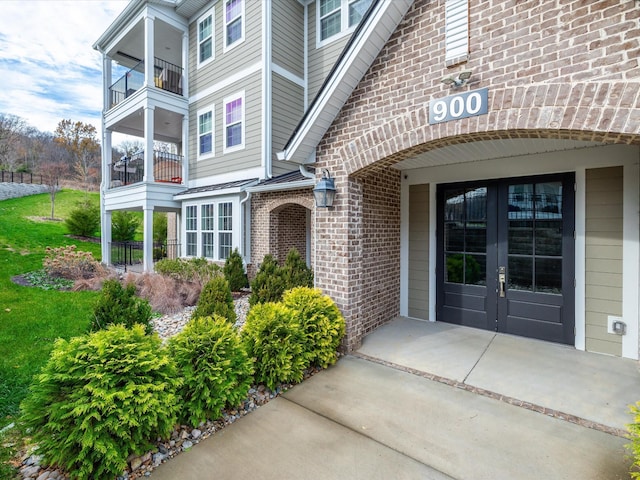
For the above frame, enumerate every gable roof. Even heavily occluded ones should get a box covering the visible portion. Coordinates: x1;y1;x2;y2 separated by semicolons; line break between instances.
276;0;414;165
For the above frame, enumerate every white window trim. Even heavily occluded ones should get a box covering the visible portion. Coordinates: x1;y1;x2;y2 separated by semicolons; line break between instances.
316;0;369;48
223;90;245;154
223;0;245;53
197;7;215;69
197;104;215;161
183;197;240;261
201;204;216;259
218;202;233;259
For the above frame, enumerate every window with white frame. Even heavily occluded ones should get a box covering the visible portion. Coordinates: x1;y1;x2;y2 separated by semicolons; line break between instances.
445;0;469;64
218;202;233;259
184;201;236;260
318;0;372;44
186;205;198;257
201;204;215;259
198;9;214;67
224;0;244;50
224;92;244;152
197;106;214;158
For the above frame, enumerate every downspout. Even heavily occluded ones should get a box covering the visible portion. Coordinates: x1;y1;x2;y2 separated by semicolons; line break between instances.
299;164;315;179
240;190;252;266
262;1;273;179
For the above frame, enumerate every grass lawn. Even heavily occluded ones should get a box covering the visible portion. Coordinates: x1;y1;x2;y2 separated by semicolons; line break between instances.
0;190;102;427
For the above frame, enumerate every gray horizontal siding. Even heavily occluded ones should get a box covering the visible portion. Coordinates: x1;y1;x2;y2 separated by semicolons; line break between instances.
307;0;353;102
272;0;304;79
189;72;262;179
408;184;429;320
189;0;263;96
271;72;304;177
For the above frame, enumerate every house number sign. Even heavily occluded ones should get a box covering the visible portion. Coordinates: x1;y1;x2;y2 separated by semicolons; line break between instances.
428;88;488;125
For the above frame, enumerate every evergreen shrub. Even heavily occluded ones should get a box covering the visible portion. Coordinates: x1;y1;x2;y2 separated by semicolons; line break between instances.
248;254;286;306
111;211;140;241
241;302;305;390
192;276;237;323
154;257;221;284
281;249;313;290
223;248;248;292
283;287;346;368
65;200;100;237
91;279;153;334
169;315;253;426
20;325;180;480
628;402;640;477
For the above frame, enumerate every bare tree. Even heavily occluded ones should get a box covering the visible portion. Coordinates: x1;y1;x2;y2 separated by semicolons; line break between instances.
0;113;26;170
40;160;69;219
54;119;101;190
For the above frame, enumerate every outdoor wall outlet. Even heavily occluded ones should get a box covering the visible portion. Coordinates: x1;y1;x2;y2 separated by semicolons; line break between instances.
607;315;626;335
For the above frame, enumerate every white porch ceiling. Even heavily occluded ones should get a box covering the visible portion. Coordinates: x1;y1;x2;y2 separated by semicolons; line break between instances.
392;138;606;171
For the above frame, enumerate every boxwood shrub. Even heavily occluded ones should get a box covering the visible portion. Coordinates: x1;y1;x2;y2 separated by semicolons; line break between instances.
241;302;305;390
169;315;253;427
20;325;180;480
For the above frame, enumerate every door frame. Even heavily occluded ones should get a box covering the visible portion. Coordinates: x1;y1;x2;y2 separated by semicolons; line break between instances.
435;172;575;345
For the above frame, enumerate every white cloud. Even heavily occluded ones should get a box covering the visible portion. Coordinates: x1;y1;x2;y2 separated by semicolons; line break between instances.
0;1;128;134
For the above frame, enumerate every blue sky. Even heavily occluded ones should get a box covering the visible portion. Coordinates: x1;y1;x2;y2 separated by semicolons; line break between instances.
0;1;128;135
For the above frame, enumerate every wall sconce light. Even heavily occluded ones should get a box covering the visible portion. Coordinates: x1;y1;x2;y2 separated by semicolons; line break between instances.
441;70;472;88
313;169;336;208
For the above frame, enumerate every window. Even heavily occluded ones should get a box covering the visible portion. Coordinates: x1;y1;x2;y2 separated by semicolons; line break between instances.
184;201;236;260
318;0;372;44
224;0;244;50
445;0;469;64
201;204;215;259
198;106;214;158
198;9;214;67
224;92;244;152
218;202;233;259
186;205;198;256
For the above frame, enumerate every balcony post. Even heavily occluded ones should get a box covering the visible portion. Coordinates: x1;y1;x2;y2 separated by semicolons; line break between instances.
143;105;155;182
144;14;155;89
102;210;112;267
102;55;112;111
181;32;189;95
143;204;154;272
181;114;188;183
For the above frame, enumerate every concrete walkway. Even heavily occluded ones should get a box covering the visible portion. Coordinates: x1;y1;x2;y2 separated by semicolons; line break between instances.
150;319;638;479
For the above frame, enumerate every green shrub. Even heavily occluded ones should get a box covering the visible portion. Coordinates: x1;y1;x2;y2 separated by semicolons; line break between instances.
628;402;640;477
65;200;100;237
281;249;313;290
153;212;168;244
223;248;248;292
111;211;140;241
155;257;221;284
283;287;346;368
192;276;236;323
169;315;253;426
241;302;305;390
20;325;180;480
91;280;153;334
248;254;286;306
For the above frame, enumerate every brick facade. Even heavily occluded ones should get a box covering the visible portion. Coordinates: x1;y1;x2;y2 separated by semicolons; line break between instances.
310;0;640;350
249;189;314;278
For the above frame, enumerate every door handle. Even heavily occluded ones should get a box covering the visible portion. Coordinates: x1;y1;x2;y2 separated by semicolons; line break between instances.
498;266;506;298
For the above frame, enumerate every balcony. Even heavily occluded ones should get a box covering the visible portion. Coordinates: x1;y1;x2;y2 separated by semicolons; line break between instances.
109;57;183;109
110;150;183;189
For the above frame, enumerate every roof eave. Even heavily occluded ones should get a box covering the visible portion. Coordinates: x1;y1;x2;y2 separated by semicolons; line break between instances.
245;179;315;194
277;0;414;164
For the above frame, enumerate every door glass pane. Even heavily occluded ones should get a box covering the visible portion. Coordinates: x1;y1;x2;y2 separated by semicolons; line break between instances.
508;256;532;291
466;254;486;285
508;220;533;255
445;223;464;251
536;258;562;294
465;188;486;221
535;220;562;256
535;182;562;217
508;184;534;220
466;223;486;252
445;253;464;284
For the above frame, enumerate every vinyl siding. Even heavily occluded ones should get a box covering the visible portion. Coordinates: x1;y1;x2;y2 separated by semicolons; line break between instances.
271;72;304;177
585;166;623;356
189;0;263;97
307;0;353;102
408;184;429;320
188;72;262;179
272;0;304;79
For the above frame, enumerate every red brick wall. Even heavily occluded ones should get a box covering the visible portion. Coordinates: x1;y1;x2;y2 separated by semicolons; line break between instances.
312;0;640;350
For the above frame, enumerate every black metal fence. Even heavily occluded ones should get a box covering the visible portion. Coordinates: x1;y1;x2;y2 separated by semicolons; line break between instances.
0;171;44;184
110;240;181;267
